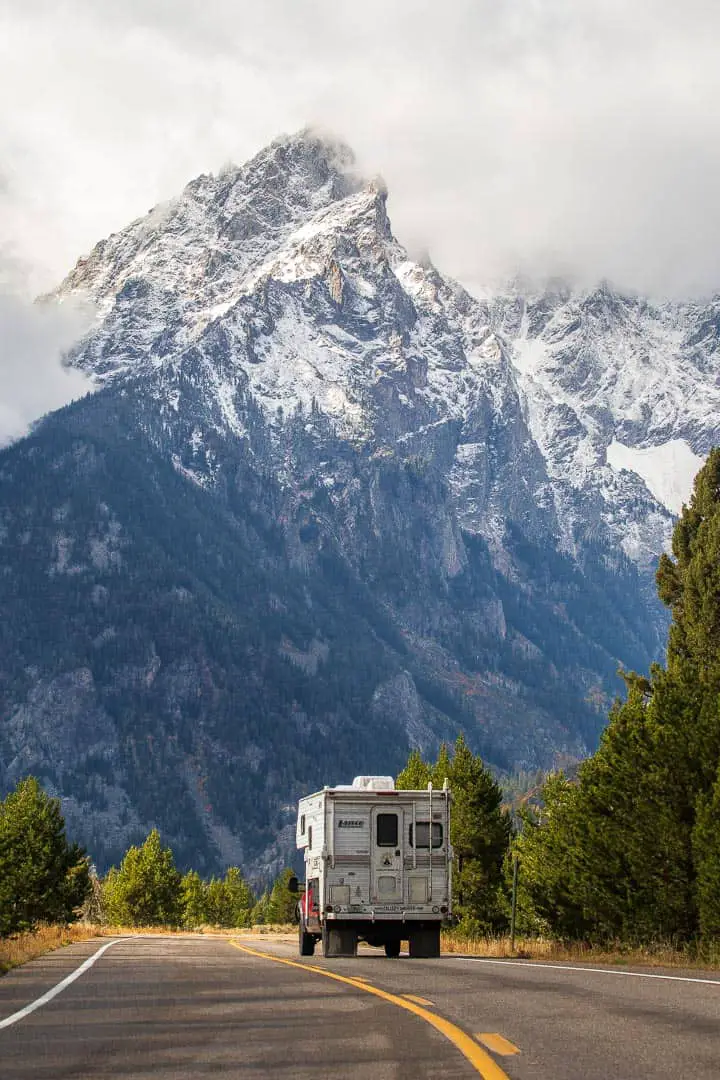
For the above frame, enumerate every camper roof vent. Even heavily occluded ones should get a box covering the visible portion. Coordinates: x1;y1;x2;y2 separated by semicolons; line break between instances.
351;775;395;791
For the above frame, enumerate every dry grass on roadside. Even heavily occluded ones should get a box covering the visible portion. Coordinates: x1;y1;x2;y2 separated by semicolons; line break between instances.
441;932;720;970
235;924;295;936
96;923;296;937
0;924;103;976
0;922;296;977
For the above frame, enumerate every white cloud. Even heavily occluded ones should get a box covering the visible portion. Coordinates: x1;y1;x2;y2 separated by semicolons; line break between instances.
1;1;720;297
0;278;95;446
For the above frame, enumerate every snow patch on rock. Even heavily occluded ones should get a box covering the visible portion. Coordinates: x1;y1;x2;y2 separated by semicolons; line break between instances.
606;438;705;515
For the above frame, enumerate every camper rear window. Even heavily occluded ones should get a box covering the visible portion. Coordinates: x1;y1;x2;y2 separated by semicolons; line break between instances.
376;813;398;847
410;822;443;848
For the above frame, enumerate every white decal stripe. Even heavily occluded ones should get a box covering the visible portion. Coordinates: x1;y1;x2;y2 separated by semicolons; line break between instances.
0;938;130;1030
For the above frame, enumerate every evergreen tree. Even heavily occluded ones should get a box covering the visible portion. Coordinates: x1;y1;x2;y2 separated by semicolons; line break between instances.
448;735;511;932
583;680;695;940
204;867;254;927
250;891;269;925
103;829;181;926
0;777;90;936
431;743;452;789
264;869;298;924
223;866;254;927
396;748;431;789
180;870;207;928
396;737;511;932
204;878;229;926
658;448;720;702
693;766;720;938
512;773;587;938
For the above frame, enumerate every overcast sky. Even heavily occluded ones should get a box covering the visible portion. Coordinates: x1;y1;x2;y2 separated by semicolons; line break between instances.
1;0;719;441
1;0;720;298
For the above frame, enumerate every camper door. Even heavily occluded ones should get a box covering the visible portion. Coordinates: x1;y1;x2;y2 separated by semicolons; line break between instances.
370;805;404;905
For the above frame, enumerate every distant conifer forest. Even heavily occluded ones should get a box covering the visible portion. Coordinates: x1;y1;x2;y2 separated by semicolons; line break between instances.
3;450;720;945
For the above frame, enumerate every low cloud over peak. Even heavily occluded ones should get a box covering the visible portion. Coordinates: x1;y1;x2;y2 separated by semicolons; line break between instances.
1;1;719;298
0;274;94;446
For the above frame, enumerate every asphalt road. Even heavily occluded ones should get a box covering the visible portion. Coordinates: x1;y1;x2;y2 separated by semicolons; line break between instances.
1;934;719;1079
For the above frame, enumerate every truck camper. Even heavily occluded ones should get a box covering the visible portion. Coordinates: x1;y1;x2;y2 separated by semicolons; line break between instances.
293;775;451;958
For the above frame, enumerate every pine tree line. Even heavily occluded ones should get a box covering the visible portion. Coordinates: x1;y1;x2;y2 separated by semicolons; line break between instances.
514;449;720;943
101;830;297;928
0;779;298;936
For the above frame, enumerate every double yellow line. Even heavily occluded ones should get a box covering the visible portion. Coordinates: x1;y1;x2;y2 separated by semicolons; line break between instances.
229;941;511;1079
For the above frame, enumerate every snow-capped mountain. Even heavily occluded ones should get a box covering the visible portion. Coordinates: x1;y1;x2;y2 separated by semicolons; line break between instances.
1;129;716;874
59;131;714;568
479;282;714;562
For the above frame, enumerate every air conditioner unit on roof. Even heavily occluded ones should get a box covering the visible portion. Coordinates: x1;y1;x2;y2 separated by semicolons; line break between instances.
351;775;395;791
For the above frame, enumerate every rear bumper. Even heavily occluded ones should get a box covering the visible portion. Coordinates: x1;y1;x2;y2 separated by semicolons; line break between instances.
324;910;447;922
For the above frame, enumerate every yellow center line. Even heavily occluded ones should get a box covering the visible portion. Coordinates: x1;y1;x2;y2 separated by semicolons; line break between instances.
477;1033;521;1056
229;941;511;1080
403;993;435;1006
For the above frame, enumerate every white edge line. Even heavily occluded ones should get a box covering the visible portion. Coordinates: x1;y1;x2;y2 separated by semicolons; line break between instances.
0;937;131;1030
454;956;720;987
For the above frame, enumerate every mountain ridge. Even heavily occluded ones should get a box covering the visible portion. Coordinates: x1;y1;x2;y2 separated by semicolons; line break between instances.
2;129;716;876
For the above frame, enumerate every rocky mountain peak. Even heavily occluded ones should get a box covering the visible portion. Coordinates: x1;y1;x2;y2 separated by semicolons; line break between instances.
239;126;360;201
57;128;365;309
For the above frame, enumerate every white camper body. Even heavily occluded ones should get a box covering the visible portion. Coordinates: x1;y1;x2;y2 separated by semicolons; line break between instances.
295;776;451;958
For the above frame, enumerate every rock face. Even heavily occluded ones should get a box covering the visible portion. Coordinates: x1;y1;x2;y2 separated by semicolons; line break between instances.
1;129;717;876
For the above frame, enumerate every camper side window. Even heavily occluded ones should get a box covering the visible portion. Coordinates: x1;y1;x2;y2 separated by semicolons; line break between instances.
376;813;398;847
308;826;313;850
410;822;443;848
300;814;306;835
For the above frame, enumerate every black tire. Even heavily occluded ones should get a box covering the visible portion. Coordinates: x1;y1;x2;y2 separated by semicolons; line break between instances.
408;925;441;958
384;939;401;958
299;923;315;956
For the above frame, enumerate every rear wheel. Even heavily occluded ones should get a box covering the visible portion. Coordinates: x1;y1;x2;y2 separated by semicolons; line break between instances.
299;922;315;956
384;938;401;958
408;925;440;958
